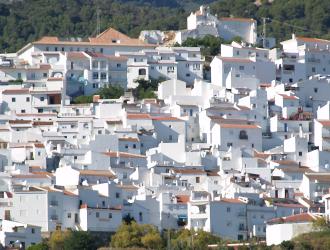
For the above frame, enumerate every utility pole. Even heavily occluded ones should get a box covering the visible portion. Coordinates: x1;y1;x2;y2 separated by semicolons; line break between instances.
262;17;267;48
96;8;101;36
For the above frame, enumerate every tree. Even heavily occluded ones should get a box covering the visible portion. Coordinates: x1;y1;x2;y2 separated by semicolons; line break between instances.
63;231;98;250
72;95;93;104
141;231;163;249
170;229;222;250
312;216;329;231
27;240;49;250
133;79;160;100
49;229;71;250
110;221;164;249
72;85;124;104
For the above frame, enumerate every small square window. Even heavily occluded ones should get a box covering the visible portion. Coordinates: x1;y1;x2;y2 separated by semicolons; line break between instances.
299;152;302;156
12;97;16;102
67;213;71;218
96;212;99;218
40;96;45;101
109;213;112;219
26;97;30;102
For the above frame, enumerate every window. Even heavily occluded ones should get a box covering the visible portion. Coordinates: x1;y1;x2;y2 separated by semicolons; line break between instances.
186;63;189;68
67;213;71;218
167;66;174;73
193;64;200;70
102;201;105;207
239;130;248;140
12;97;16;102
239;65;244;70
227;142;233;147
40;96;45;101
138;68;146;76
100;61;106;69
96;212;99;218
100;72;107;80
312;67;316;73
43;73;48;77
159;66;162;70
299;151;302;156
252;143;254;148
93;72;99;79
139;212;143;222
117;63;121;68
116;192;120;198
169;135;173;141
314;88;318;93
17;72;22;79
125;144;128;149
133;144;136;149
109;213;112;219
46;47;49;51
55;47;58;51
196;177;200;183
186;73;190;77
21;109;26;113
92;61;98;69
100;48;104;53
31;228;35;234
227;207;231;212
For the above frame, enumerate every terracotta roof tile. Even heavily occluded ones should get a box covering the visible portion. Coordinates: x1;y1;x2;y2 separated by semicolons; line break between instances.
103;151;146;158
176;195;190;204
267;213;316;225
2;89;29;94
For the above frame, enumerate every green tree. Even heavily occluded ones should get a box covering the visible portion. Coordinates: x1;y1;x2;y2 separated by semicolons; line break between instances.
49;230;71;250
312;216;329;231
63;231;98;250
110;221;164;249
27;240;49;250
72;95;93;104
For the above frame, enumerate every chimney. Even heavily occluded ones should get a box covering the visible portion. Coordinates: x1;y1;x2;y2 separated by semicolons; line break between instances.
299;124;303;138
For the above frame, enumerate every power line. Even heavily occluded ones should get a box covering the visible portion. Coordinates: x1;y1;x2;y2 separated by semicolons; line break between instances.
266;17;324;37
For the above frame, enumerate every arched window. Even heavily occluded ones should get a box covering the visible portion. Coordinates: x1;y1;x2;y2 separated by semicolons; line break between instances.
239;130;248;140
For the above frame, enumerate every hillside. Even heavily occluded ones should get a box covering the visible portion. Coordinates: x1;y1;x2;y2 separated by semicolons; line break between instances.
0;0;329;52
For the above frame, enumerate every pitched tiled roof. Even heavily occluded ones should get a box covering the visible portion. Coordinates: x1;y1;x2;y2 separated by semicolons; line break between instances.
2;89;29;94
79;170;116;178
172;168;205;175
127;113;151;120
103;151;146;158
267;213;316;225
296;36;330;44
220;198;246;204
217;56;253;63
219;123;260;129
279;94;299;100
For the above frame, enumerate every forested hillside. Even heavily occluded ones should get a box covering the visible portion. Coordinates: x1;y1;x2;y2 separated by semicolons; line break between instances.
0;0;329;52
